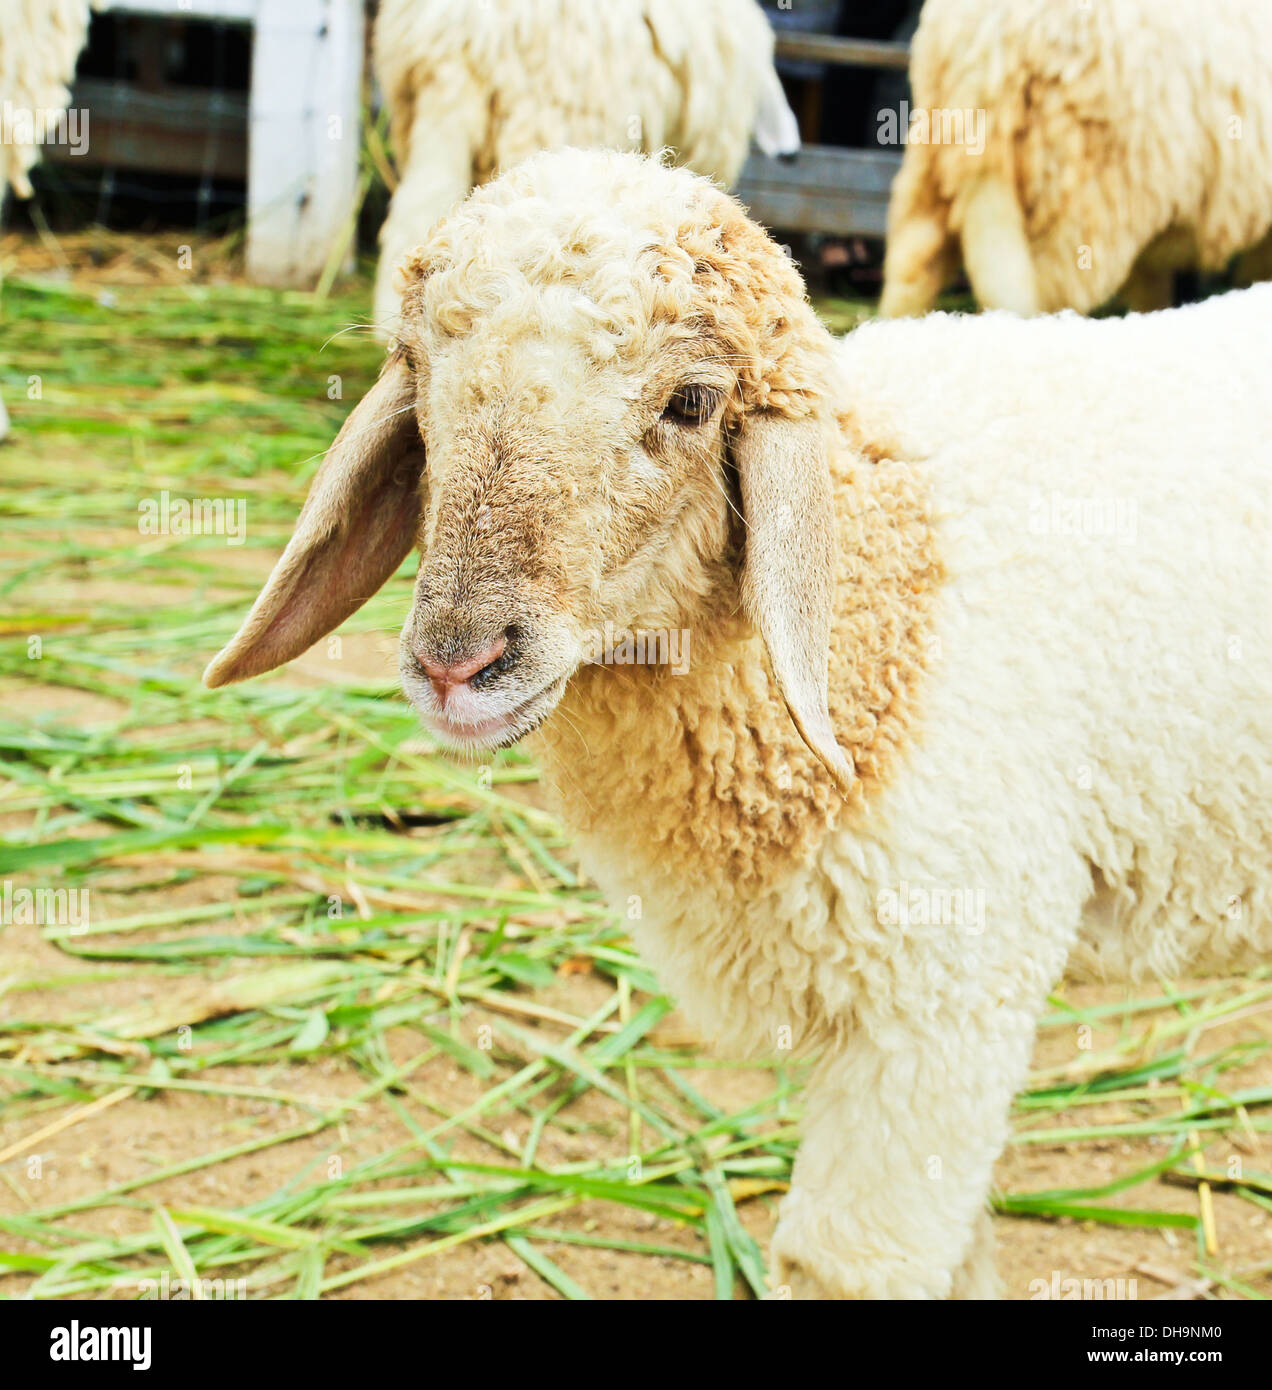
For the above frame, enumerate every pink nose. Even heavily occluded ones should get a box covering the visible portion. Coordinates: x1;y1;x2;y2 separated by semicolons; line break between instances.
418;633;507;701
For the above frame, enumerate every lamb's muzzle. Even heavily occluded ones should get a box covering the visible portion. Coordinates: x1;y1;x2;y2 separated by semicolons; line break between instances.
412;630;510;696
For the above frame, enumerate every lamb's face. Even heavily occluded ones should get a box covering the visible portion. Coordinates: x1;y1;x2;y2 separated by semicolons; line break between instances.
394;261;742;751
384;150;842;752
204;150;854;791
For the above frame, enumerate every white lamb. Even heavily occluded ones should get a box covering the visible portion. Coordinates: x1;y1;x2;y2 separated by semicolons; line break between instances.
371;0;799;338
206;150;1272;1298
879;0;1272;317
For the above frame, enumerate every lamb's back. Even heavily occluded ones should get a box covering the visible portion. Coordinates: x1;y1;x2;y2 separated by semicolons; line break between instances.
835;289;1272;978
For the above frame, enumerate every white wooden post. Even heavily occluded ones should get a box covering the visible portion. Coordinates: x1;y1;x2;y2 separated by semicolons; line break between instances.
100;0;365;288
245;0;364;287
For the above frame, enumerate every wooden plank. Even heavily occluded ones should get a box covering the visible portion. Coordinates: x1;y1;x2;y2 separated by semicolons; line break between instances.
774;34;911;70
44;81;247;180
735;146;902;237
245;0;364;287
77;2;364;286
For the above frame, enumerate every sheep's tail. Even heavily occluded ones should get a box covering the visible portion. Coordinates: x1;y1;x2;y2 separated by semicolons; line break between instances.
373;71;487;344
957;170;1039;316
878;143;956;318
751;66;801;159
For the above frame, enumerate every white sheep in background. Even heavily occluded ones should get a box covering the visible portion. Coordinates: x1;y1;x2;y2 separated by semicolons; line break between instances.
370;0;799;339
206;150;1272;1298
0;0;92;440
1;0;90;200
879;0;1272;317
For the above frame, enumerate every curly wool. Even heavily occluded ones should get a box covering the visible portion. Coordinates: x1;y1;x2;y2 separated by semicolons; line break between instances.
0;0;90;198
372;0;784;334
880;0;1272;315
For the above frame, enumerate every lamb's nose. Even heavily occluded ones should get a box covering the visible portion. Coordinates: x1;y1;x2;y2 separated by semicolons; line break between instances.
417;633;508;701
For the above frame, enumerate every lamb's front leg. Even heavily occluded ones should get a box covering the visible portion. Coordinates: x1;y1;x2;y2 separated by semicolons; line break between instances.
771;1009;1036;1299
950;1205;1003;1299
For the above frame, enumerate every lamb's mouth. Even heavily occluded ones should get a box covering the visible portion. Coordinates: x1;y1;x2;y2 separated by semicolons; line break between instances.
416;676;568;753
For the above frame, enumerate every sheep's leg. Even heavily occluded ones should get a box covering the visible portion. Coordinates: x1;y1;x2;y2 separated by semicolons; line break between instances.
878;149;957;318
959;172;1040;315
950;1206;1003;1299
373;73;486;342
771;1011;1035;1299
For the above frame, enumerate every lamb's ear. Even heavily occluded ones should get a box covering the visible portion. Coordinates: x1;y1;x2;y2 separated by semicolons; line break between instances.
733;411;854;796
203;356;424;688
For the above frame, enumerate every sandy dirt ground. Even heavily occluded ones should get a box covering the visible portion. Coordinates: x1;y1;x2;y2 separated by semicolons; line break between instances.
2;961;1269;1301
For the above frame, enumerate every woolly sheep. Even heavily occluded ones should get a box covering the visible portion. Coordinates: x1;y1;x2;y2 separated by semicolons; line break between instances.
205;150;1272;1298
1;0;90;200
879;0;1272;317
371;0;799;338
0;0;91;440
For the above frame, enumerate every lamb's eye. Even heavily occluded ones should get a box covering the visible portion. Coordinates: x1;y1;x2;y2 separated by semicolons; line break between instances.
662;384;718;425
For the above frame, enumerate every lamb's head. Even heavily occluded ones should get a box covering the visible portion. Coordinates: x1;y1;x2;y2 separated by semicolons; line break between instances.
204;150;853;791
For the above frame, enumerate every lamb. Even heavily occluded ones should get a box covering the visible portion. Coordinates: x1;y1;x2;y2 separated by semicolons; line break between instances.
879;0;1272;317
205;149;1272;1298
371;0;799;339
